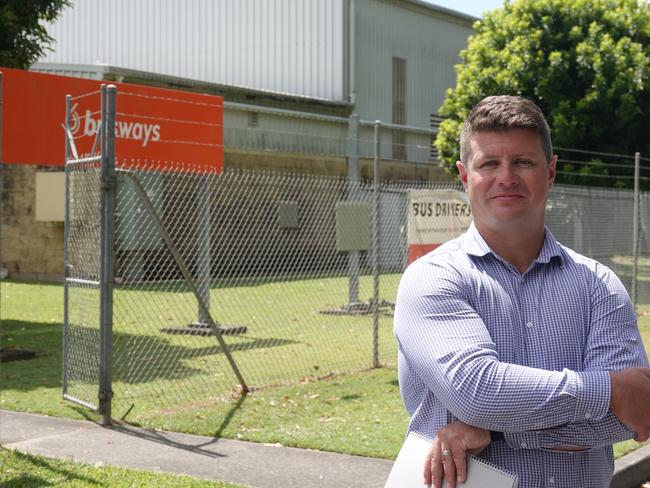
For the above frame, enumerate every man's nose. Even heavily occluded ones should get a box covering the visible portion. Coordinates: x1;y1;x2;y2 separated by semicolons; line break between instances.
497;164;518;186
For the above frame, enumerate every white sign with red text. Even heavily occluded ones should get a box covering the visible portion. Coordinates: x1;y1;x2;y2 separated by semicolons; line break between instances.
407;189;472;264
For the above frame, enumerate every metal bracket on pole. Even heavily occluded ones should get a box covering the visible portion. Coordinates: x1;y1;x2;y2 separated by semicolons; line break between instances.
65;128;79;161
90;120;102;157
117;169;249;394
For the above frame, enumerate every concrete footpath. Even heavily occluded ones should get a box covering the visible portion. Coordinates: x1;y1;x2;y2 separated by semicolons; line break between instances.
1;409;649;487
0;410;392;487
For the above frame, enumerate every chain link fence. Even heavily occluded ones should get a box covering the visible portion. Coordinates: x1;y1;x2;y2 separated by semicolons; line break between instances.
63;156;103;411
63;86;650;423
107;164;466;420
547;184;650;303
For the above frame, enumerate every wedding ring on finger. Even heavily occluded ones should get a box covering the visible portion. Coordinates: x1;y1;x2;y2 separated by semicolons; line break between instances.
441;449;452;457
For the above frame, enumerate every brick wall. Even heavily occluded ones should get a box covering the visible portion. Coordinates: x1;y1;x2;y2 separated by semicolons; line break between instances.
1;164;65;281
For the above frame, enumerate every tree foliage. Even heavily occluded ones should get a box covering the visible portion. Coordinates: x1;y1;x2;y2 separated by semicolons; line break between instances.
435;0;650;187
0;0;71;69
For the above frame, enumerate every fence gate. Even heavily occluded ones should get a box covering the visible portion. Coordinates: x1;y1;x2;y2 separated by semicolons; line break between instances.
62;85;246;425
62;86;109;414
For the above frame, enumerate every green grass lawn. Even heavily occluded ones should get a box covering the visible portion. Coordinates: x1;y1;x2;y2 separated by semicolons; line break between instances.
0;448;245;487
1;279;649;463
0;279;409;460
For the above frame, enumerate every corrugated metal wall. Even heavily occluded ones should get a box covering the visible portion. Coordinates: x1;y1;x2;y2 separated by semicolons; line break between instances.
40;0;346;101
354;0;473;124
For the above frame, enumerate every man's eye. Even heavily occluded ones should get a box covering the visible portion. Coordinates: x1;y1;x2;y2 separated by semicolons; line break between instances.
481;161;498;167
516;159;534;166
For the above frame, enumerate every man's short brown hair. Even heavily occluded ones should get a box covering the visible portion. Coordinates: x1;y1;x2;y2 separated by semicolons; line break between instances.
459;95;553;163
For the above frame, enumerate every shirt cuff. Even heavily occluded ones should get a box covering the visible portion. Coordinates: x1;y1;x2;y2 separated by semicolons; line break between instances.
503;430;540;449
570;370;611;422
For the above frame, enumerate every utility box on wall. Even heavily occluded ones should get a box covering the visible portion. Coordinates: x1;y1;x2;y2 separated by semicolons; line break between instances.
277;201;299;229
35;171;65;221
335;202;370;252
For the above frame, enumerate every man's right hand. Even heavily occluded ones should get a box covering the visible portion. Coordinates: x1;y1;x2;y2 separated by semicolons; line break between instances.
423;421;491;488
609;368;650;441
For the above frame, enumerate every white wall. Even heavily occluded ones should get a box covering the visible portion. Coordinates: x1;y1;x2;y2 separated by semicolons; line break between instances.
41;0;346;100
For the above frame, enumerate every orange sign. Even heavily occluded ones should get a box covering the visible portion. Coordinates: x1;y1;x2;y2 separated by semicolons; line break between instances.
0;67;223;172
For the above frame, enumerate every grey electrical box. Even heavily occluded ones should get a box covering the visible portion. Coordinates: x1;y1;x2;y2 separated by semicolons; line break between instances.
277;201;299;229
335;202;370;251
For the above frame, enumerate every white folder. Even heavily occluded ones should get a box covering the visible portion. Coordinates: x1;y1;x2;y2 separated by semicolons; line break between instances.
384;432;519;488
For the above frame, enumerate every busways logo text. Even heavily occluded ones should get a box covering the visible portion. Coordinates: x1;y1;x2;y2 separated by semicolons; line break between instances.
70;104;161;147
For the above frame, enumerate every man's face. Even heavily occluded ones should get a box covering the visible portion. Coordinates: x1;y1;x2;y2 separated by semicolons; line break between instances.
456;129;557;235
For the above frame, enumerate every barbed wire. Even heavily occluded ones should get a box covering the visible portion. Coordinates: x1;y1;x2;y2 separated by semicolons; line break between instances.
118;90;223;108
555;170;635;181
115;111;221;128
555;146;639;160
76;109;101;118
69;90;101;101
556;157;641;171
116;158;221;173
133;138;221;148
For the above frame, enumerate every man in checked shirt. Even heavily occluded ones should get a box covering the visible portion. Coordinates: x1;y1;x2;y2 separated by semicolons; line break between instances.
394;95;650;488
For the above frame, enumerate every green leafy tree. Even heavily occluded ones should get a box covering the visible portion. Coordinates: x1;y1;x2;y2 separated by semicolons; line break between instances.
436;0;650;187
0;0;71;69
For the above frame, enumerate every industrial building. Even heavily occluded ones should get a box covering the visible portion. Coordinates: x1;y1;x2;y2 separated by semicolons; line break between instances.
1;0;476;279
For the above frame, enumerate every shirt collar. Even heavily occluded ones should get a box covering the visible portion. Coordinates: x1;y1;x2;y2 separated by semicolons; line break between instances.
463;222;565;266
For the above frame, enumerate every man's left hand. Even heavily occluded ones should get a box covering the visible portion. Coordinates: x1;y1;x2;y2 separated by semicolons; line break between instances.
424;421;491;488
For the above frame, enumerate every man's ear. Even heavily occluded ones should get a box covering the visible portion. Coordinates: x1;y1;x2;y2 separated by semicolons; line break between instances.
548;155;558;188
456;161;468;190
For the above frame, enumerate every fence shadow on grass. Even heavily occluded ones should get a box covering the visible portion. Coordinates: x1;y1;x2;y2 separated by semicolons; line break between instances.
111;334;298;384
0;320;62;392
1;320;297;393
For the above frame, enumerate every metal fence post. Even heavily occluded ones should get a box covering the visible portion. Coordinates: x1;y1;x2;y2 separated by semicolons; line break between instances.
99;84;117;425
372;121;381;368
0;71;3;165
196;176;211;324
632;151;641;309
0;72;3;276
0;72;3;269
62;95;72;399
347;113;360;305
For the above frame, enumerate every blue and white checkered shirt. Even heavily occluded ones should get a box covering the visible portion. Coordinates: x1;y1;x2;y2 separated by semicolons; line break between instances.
394;223;649;487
